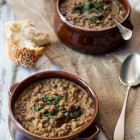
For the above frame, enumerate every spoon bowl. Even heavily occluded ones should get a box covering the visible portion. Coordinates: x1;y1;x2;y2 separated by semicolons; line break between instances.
112;0;119;16
120;53;140;86
113;53;140;140
111;1;133;40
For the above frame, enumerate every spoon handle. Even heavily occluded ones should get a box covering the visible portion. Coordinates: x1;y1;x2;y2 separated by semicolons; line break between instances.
113;18;132;40
113;86;131;140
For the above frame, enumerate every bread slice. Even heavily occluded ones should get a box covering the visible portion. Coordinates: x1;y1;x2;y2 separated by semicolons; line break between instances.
5;20;50;68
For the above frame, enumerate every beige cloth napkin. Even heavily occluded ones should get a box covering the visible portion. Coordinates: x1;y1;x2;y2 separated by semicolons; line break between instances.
5;0;140;139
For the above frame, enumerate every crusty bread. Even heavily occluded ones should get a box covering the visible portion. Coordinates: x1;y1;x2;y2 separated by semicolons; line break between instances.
5;20;50;68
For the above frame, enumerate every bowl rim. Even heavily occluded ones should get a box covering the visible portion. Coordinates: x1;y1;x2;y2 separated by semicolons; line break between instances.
9;70;99;140
56;0;131;32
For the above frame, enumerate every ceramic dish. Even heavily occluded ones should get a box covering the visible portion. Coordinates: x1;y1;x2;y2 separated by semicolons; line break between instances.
54;0;133;54
9;71;99;140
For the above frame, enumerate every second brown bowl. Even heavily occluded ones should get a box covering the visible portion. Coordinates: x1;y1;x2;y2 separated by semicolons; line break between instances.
54;0;133;54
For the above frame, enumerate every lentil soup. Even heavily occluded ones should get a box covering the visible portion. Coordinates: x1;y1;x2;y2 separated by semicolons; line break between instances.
60;0;126;30
14;78;94;138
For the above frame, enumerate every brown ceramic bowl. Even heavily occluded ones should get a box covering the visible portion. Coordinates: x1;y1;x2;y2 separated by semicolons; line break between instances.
9;71;99;140
54;0;133;54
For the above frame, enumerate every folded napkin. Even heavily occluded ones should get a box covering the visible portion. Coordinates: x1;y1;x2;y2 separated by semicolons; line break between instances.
5;0;140;139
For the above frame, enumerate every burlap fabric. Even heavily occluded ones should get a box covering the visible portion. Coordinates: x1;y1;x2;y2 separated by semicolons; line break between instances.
5;0;140;139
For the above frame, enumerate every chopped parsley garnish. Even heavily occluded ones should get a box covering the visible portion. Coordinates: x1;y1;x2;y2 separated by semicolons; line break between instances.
94;13;104;20
41;97;60;108
60;108;67;113
60;95;67;101
93;2;104;10
73;4;85;14
40;96;82;120
41;95;67;108
69;110;82;118
85;13;104;23
86;2;96;13
73;1;105;22
85;16;97;23
43;112;56;119
33;104;42;112
69;105;82;119
74;105;81;111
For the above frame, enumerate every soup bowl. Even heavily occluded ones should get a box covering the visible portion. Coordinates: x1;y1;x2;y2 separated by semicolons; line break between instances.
9;71;99;140
54;0;133;54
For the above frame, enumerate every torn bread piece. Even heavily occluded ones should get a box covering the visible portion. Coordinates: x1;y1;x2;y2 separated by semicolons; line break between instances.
5;20;50;68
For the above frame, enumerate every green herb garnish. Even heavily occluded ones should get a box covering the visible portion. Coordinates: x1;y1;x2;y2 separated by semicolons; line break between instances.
41;97;52;105
94;13;104;20
69;110;82;118
33;104;42;112
73;1;105;19
74;105;81;111
73;4;85;14
93;2;104;10
43;112;56;119
41;97;60;108
52;98;60;108
69;105;82;119
60;95;67;101
85;16;97;23
60;108;67;113
85;13;104;23
86;2;95;13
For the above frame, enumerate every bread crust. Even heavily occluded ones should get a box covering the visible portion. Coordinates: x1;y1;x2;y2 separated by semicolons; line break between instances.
5;20;50;68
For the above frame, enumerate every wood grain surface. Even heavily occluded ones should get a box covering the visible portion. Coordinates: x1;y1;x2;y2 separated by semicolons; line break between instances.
0;2;108;140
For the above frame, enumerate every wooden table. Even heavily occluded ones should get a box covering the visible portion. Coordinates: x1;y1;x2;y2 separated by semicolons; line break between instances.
0;1;108;140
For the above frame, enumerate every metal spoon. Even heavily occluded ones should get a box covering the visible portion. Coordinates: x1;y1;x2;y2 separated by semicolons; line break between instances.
111;1;132;40
113;53;140;140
